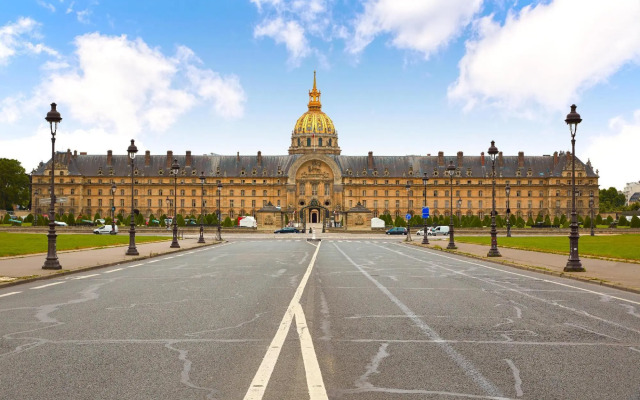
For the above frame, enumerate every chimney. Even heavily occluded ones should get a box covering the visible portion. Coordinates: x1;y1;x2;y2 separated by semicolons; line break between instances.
257;151;262;165
107;150;113;166
498;151;504;167
368;151;373;170
457;151;463;167
80;152;87;155
167;151;173;169
66;149;71;165
73;150;77;158
237;151;240;162
553;151;558;166
566;151;571;164
145;150;151;166
518;151;524;168
186;150;192;167
480;152;485;166
438;151;444;166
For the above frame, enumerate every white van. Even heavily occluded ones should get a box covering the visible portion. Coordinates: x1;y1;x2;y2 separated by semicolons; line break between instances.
431;225;450;236
93;225;118;234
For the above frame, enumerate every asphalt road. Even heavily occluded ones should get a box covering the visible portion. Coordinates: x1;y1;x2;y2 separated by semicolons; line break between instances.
1;238;639;399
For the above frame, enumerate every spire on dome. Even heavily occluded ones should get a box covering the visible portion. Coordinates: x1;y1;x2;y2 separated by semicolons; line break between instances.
308;70;321;111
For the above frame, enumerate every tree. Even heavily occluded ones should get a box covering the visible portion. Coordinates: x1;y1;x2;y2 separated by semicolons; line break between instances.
584;215;591;229
516;216;525;228
526;216;534;227
630;216;640;228
67;212;75;226
596;214;603;225
394;215;406;227
222;216;234;227
544;214;552;226
599;187;625;212
553;216;560;227
177;214;185;227
618;216;628;226
0;159;30;210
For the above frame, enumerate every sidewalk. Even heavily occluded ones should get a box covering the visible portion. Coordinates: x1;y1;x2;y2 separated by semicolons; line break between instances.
0;237;216;287
410;239;640;294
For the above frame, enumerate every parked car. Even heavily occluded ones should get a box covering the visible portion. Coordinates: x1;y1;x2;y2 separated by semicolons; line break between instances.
93;225;118;234
386;227;407;235
53;221;67;226
274;227;299;233
431;225;450;236
415;227;433;236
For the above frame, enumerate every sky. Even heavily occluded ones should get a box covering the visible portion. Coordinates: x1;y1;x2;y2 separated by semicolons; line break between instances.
0;0;639;190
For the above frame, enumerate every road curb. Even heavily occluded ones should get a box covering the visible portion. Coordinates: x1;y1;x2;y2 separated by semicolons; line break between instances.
405;242;640;295
0;241;223;289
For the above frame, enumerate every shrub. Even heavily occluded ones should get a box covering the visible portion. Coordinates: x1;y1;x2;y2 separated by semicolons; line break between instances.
630;216;640;228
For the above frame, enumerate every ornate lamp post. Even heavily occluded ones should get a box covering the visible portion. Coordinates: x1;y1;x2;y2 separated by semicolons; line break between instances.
505;183;511;237
405;183;412;241
589;192;595;237
110;183;117;235
170;159;180;248
564;104;585;272
125;140;139;255
422;172;429;245
487;140;502;257
446;161;457;249
198;172;206;243
216;182;223;241
42;103;62;270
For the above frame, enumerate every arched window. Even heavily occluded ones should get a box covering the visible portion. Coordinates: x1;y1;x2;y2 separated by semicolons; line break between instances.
307;138;311;146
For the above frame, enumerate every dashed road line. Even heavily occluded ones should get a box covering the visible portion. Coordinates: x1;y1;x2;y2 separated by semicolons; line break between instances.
31;282;65;289
0;291;21;298
73;274;100;280
104;268;124;274
128;263;144;268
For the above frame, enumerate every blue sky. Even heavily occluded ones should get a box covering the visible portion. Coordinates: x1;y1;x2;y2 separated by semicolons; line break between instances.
1;0;639;190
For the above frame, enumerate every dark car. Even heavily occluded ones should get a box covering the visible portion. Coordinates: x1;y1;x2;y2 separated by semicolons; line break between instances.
274;227;300;233
386;227;407;235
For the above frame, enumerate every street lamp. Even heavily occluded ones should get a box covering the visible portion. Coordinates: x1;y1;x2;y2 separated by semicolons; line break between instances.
216;182;223;241
564;104;585;272
422;173;429;245
125;139;139;256
42;103;62;270
487;140;501;257
170;159;180;248
589;192;595;237
405;183;412;241
446;161;457;249
198;171;205;243
110;183;116;235
505;183;511;237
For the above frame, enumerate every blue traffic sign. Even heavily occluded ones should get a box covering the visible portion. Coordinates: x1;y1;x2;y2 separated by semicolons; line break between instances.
422;207;430;218
405;213;412;221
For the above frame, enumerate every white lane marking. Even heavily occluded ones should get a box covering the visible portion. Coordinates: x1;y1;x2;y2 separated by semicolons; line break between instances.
294;303;329;399
401;244;640;306
31;282;65;289
164;256;175;260
385;244;640;336
564;323;621;341
128;263;143;268
244;242;326;400
0;291;21;297
630;347;640;354
103;268;124;274
504;359;523;397
73;274;100;280
147;260;159;264
333;243;504;398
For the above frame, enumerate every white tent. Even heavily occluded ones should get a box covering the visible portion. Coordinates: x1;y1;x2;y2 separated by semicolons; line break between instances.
371;217;385;228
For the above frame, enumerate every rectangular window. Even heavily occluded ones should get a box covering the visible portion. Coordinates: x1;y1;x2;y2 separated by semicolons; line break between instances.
158;199;162;207
147;199;152;207
478;200;482;209
312;183;318;195
395;200;400;209
251;200;256;208
467;190;472;197
230;199;234;208
373;200;378;209
384;200;389;210
363;200;367;207
528;200;532;209
192;199;196;207
180;199;184;207
299;183;305;195
120;199;124;207
467;200;472;209
192;190;196;196
434;190;438;197
434;200;438;209
241;200;245;207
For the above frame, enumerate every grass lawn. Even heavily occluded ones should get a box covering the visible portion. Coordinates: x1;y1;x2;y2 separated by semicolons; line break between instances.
456;234;640;261
0;232;168;257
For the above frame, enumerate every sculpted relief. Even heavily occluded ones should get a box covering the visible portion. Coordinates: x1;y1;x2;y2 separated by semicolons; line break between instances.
296;159;334;181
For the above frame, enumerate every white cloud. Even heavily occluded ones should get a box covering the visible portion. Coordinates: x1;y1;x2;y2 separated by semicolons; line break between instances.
347;0;482;59
448;0;640;112
254;17;310;66
0;33;246;170
585;110;640;190
37;1;56;12
0;17;58;65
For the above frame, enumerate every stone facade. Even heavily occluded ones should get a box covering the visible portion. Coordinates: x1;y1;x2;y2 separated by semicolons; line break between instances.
31;74;600;228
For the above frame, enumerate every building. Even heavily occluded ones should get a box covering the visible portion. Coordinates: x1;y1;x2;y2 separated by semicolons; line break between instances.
31;73;600;228
623;181;640;205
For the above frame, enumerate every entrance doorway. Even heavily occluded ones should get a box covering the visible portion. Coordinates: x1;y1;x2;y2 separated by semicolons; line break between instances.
311;210;318;223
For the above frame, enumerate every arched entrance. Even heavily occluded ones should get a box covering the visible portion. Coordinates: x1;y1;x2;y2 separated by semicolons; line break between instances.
299;199;329;232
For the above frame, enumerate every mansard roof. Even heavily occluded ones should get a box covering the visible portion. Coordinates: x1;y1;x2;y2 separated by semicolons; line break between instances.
33;150;597;179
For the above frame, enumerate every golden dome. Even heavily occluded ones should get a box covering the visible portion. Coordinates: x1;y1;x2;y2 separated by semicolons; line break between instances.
293;71;336;136
289;71;340;155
